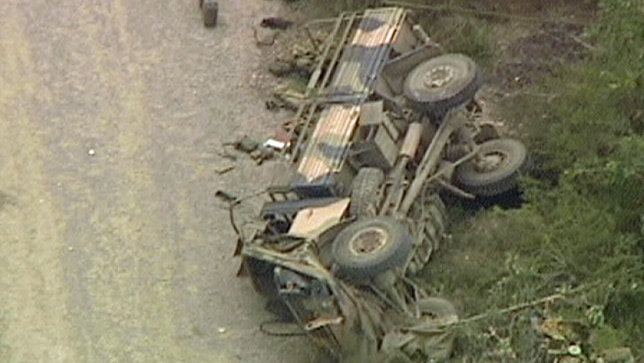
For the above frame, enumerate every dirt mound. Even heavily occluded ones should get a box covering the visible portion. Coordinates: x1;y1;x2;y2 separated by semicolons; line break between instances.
492;23;590;89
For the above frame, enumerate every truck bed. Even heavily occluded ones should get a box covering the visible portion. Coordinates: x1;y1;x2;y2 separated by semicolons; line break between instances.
293;8;407;197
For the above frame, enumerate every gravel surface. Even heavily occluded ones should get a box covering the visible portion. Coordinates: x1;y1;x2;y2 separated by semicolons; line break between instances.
0;1;313;362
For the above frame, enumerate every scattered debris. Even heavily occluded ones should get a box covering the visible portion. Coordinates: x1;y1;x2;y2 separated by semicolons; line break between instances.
264;34;322;79
262;138;288;151
267;59;295;77
290;41;320;72
532;315;636;363
200;0;218;28
215;190;237;203
253;27;278;46
265;99;282;111
250;146;275;165
260;17;293;30
224;136;278;164
215;165;235;175
270;83;305;111
225;136;259;153
88;149;96;156
538;317;588;342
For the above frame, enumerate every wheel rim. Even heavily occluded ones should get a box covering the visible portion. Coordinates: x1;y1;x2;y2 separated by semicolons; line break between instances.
404;55;475;103
476;150;509;173
423;65;455;89
349;227;388;256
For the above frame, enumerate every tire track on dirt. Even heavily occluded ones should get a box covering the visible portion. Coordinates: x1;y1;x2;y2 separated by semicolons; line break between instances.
63;3;179;361
21;2;219;362
0;3;80;362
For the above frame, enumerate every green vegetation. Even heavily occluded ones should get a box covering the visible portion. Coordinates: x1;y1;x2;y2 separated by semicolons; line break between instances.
419;12;496;67
424;0;644;360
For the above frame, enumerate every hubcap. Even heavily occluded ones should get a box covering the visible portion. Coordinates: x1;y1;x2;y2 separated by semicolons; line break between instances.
350;227;387;255
423;65;454;88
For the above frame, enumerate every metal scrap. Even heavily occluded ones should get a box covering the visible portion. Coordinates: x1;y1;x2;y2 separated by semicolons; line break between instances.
215;165;235;175
215;190;237;203
260;17;293;30
270;83;305;111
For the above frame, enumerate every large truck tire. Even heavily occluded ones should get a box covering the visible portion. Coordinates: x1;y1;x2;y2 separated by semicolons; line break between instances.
332;217;413;281
403;54;481;116
454;138;527;197
350;167;385;217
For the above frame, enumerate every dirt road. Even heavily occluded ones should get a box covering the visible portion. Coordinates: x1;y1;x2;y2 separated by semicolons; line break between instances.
0;1;312;362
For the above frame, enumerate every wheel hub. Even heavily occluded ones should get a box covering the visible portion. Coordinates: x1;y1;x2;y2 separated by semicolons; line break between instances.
477;151;507;172
423;65;454;88
350;228;387;255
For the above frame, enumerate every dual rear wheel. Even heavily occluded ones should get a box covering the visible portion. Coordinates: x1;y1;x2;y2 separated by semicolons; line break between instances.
403;54;528;196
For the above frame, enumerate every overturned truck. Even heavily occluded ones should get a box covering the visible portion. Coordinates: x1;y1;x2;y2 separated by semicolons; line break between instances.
231;7;527;363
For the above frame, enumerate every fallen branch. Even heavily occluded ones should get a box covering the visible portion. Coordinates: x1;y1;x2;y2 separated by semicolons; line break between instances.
455;293;564;326
435;282;604;328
